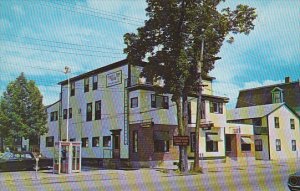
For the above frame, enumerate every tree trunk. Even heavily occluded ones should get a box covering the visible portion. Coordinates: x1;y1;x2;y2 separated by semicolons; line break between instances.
175;96;188;173
0;136;4;153
182;93;189;172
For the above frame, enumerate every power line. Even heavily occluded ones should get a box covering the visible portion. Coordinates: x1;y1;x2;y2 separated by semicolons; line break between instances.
25;0;143;27
46;0;145;24
2;44;125;59
0;34;124;52
0;38;124;56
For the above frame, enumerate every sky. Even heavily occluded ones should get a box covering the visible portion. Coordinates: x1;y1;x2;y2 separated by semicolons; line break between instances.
0;0;299;109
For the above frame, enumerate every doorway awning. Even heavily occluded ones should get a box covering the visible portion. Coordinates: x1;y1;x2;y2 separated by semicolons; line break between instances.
154;131;170;141
241;137;253;144
207;134;223;142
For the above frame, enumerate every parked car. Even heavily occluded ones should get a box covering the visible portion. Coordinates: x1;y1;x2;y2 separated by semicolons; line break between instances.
0;151;52;172
288;171;300;191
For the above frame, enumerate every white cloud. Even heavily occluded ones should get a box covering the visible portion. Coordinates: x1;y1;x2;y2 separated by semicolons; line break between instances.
243;80;282;90
212;81;241;109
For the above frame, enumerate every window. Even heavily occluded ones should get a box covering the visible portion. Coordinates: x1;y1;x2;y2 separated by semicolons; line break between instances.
70;82;75;96
206;133;219;152
86;103;92;121
241;137;252;151
133;131;138;153
273;92;282;103
95;100;101;120
190;132;196;152
103;136;111;147
255;139;263;151
63;109;67;119
84;77;89;92
69;108;72;118
81;137;89;147
151;94;168;109
290;119;295;129
46;136;54;147
210;101;223;114
272;88;283;103
292;140;296;151
276;139;281;151
188;102;192;124
131;97;138;108
154;131;170;152
50;112;54;121
70;138;76;141
92;75;98;90
274;117;280;128
50;111;58;121
92;137;99;147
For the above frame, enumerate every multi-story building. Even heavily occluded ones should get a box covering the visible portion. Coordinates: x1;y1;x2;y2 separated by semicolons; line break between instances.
227;103;300;160
41;101;60;157
40;59;229;167
236;77;300;116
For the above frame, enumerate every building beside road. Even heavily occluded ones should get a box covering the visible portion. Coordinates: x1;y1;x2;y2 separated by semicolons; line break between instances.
227;103;300;160
40;59;229;167
236;77;300;116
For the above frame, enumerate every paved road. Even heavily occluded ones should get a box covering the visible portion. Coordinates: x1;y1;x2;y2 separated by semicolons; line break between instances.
0;161;298;191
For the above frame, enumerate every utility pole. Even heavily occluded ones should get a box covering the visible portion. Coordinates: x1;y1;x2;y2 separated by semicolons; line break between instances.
194;37;204;170
64;66;71;141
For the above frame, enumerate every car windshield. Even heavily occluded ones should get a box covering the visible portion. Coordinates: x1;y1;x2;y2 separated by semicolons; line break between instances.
0;152;13;160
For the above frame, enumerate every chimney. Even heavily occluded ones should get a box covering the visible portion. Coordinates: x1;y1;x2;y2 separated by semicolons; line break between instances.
285;76;291;83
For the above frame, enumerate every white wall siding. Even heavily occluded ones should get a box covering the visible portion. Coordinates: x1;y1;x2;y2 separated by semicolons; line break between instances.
268;105;300;160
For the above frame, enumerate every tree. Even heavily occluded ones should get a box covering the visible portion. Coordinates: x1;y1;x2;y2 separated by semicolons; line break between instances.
0;73;47;151
124;0;256;173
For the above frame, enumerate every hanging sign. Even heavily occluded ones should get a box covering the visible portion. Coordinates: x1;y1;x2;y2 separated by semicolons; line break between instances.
173;136;189;146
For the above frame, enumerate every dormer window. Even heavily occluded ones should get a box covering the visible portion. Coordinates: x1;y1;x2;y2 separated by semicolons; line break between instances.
271;87;283;103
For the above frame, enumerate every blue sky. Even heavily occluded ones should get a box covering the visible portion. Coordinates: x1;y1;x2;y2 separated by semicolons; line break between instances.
0;0;299;108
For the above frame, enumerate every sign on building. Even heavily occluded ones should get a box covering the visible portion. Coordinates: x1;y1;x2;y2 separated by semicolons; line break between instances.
173;136;189;146
106;70;122;87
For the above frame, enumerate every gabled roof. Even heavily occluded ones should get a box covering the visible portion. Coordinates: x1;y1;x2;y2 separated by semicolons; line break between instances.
227;103;284;121
236;80;300;116
45;100;60;109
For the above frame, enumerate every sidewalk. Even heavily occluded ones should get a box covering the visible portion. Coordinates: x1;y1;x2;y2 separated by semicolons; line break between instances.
201;158;300;172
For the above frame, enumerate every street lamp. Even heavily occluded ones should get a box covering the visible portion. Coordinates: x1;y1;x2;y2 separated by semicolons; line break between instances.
64;66;71;141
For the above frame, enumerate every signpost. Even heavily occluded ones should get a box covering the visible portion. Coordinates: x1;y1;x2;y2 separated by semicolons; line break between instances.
35;154;41;179
173;136;189;146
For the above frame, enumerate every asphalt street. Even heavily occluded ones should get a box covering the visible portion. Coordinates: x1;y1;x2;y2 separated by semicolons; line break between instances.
0;160;299;191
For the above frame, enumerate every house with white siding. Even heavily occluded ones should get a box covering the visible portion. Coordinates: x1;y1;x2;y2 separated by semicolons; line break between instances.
40;59;229;167
227;103;300;160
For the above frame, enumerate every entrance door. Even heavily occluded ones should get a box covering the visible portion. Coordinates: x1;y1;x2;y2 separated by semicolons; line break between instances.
111;130;121;159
